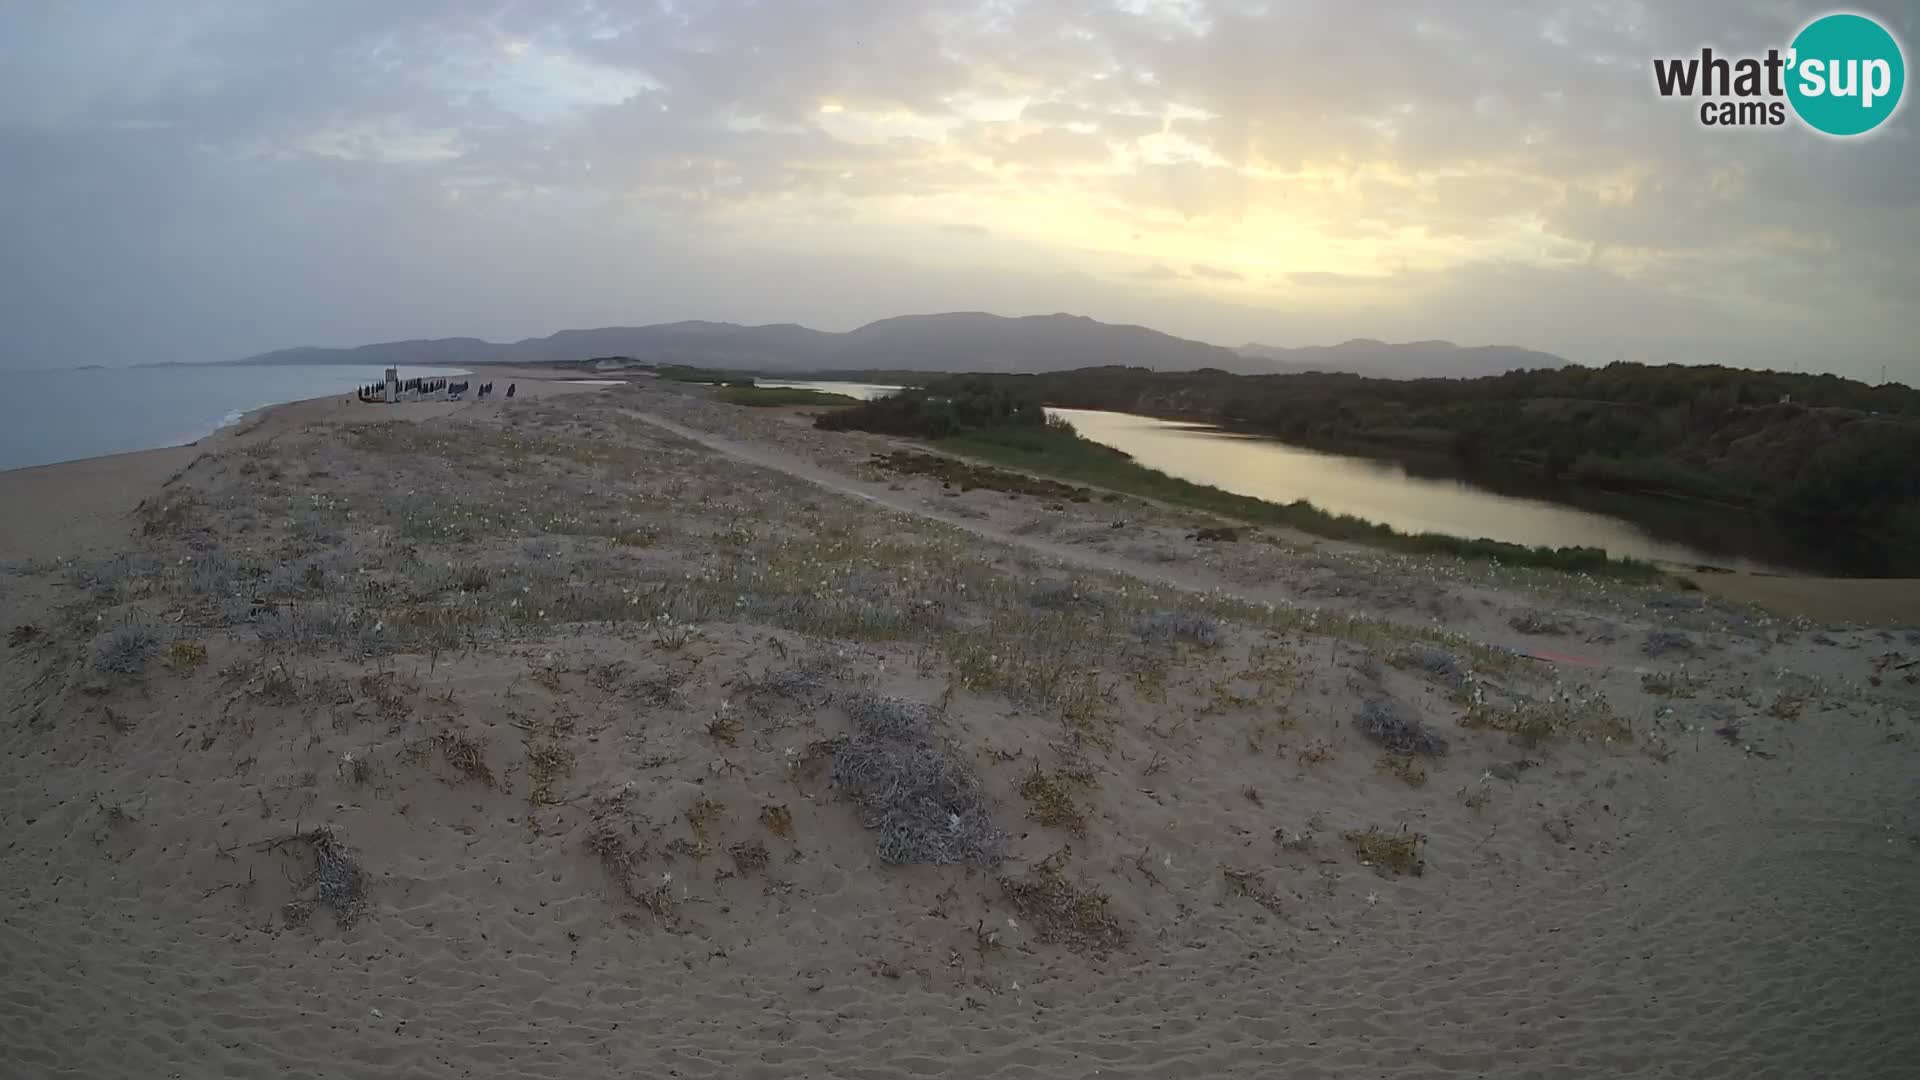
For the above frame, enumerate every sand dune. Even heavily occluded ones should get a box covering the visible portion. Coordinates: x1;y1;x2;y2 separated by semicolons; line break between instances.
2;379;1915;1078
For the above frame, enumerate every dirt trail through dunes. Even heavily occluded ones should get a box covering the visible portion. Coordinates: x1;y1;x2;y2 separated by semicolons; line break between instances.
620;407;1654;673
621;408;1227;598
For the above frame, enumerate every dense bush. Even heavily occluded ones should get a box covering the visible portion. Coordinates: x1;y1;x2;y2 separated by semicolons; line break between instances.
919;364;1920;547
815;377;1046;438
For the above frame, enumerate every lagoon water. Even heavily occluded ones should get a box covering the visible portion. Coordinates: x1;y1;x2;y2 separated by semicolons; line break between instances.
1051;408;1792;573
766;380;1816;573
0;365;468;472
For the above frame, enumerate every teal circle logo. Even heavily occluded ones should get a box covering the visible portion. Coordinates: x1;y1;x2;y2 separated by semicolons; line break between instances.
1787;13;1906;136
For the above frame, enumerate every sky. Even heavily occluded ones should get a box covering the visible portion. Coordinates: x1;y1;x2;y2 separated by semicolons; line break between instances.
0;1;1914;381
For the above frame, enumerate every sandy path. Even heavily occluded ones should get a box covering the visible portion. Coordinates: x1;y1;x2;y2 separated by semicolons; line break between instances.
622;408;1222;593
622;407;1670;673
1688;572;1920;627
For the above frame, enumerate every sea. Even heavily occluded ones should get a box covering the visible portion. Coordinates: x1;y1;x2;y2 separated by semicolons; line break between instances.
0;365;469;472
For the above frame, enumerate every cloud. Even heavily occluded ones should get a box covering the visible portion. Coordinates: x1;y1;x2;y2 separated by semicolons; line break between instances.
1288;271;1380;288
0;1;1912;383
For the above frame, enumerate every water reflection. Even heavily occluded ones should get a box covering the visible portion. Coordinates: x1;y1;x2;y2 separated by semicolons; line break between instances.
756;380;905;401
762;381;1893;575
1054;408;1788;573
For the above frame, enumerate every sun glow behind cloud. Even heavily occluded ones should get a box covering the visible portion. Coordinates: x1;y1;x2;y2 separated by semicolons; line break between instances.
0;0;1913;377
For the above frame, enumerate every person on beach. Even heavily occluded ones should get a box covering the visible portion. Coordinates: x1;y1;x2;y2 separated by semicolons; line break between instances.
507;383;516;398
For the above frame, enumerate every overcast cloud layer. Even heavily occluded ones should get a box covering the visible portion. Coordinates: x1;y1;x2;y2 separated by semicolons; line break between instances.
1;1;1914;379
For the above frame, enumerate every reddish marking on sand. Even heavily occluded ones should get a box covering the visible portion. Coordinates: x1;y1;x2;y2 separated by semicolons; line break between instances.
1518;647;1603;667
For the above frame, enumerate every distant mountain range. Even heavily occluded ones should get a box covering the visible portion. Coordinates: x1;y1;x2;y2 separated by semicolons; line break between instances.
231;312;1568;380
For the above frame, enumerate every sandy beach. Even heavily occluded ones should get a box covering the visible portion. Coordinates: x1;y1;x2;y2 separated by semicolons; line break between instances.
0;376;600;564
2;377;1916;1078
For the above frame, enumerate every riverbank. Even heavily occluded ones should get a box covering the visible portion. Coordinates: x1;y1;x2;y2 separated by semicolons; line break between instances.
2;376;1914;1077
939;424;1665;579
899;367;1920;579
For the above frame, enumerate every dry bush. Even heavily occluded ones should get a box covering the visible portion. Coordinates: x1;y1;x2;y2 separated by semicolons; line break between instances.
999;852;1127;953
1027;582;1105;613
1508;610;1569;636
357;672;411;725
8;624;39;647
527;743;575;805
824;694;1002;866
167;640;209;672
625;668;686;706
728;839;770;875
1460;780;1493;811
843;690;936;741
759;803;795;839
1640;629;1699;657
1020;762;1092;834
255;601;384;659
1345;826;1426;876
531;663;567;694
1276;826;1316;853
1295;741;1337;766
1640;671;1697;698
735;656;838;721
1462;693;1629;748
439;731;496;787
93;622;160;677
705;710;743;747
1222;866;1285;914
587;820;645;877
1377;754;1428;787
686;796;728;845
586;821;678;927
587;661;627;692
1355;697;1449;755
258;662;301;705
139;493;199;536
1134;611;1223;648
1388;644;1468;689
336;752;374;786
632;881;679;925
265;827;368;929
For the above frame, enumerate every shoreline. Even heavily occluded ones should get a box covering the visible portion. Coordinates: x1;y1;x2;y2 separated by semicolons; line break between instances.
0;376;600;564
0;363;478;475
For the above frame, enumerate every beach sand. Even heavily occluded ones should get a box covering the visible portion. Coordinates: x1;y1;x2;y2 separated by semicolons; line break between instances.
1686;572;1920;628
0;377;598;564
2;378;1916;1078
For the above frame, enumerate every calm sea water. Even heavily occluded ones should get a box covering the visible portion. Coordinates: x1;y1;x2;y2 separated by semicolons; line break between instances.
0;365;468;472
770;381;1824;573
